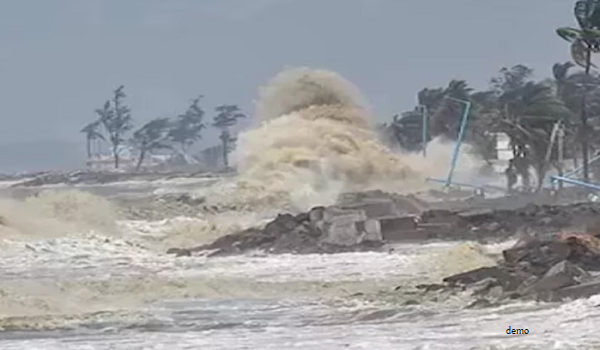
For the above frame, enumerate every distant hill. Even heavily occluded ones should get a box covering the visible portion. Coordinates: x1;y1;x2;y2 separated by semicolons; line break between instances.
0;139;85;173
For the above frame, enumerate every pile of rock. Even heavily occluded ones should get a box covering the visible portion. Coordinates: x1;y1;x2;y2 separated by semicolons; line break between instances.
417;202;600;242
169;193;600;257
173;195;419;256
186;206;388;256
439;233;600;304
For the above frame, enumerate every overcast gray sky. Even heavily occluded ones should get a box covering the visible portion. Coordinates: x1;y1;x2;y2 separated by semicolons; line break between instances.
0;0;583;171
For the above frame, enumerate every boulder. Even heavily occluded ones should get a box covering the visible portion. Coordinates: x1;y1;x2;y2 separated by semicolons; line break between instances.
443;266;526;291
470;277;499;296
502;239;570;275
551;279;600;301
525;261;590;296
502;233;600;274
166;248;192;257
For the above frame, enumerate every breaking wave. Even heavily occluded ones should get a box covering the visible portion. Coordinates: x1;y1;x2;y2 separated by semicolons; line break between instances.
206;67;477;212
0;190;117;239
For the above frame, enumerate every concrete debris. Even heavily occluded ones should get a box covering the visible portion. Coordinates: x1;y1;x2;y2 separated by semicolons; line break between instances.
173;189;600;258
437;233;600;304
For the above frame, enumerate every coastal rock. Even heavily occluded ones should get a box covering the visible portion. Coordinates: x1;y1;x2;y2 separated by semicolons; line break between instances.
530;261;590;292
551;279;600;301
442;233;600;303
175;196;600;258
166;248;192;257
443;266;525;292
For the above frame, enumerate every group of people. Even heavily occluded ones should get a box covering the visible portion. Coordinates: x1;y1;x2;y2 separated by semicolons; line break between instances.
505;156;531;193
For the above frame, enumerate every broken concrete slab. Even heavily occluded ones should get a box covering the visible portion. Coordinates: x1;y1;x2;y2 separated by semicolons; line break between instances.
382;229;430;242
502;240;571;274
322;221;362;247
443;266;526;291
420;209;459;225
457;209;495;223
551;278;600;301
470;277;499;296
379;215;418;230
526;261;590;295
322;207;367;225
356;219;383;242
339;198;399;219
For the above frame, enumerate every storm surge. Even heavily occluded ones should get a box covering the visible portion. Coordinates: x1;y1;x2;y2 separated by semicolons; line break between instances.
207;68;440;211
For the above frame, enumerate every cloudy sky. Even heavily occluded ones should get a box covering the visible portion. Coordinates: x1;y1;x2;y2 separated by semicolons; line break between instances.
0;0;582;171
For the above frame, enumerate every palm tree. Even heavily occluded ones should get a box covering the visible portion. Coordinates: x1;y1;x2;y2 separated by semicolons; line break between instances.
496;80;570;190
80;120;105;160
131;118;172;171
557;0;600;181
168;96;206;152
97;86;133;169
553;62;576;99
212;104;246;170
419;80;473;140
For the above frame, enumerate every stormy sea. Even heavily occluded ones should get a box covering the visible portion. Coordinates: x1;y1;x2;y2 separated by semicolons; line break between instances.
1;68;599;350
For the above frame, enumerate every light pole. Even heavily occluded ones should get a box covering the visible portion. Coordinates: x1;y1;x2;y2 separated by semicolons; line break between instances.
445;97;472;188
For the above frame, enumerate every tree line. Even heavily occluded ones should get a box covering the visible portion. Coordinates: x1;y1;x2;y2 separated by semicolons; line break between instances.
381;0;600;192
81;86;245;171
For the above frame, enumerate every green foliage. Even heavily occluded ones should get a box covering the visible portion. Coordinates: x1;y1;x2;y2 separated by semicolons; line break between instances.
575;0;600;29
213;104;246;130
389;64;577;190
212;104;246;170
168;96;206;151
80;119;105;159
80;120;105;141
96;85;134;168
131;117;172;170
556;0;600;181
132;118;172;151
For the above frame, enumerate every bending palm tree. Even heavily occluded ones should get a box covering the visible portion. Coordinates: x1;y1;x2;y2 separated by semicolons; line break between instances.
80;120;105;160
557;0;600;181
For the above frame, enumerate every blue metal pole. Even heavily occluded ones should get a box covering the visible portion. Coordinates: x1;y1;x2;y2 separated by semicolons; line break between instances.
446;98;472;188
549;175;600;192
563;153;600;178
426;177;506;192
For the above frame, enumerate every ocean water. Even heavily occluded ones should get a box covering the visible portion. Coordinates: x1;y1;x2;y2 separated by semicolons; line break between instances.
0;180;599;349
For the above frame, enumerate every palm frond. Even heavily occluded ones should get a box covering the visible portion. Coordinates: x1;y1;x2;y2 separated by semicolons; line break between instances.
557;27;582;43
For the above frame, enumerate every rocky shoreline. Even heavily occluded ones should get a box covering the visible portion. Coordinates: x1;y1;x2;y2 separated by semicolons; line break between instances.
168;190;600;257
163;189;600;305
416;232;600;306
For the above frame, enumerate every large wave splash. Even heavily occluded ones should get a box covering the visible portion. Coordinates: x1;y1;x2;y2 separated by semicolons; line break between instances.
0;189;118;239
206;67;433;211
